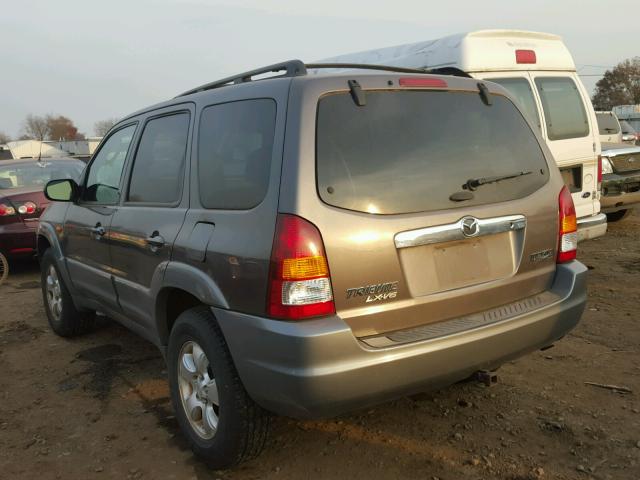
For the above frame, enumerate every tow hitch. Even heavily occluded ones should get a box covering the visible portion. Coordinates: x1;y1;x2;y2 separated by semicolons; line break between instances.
474;370;498;387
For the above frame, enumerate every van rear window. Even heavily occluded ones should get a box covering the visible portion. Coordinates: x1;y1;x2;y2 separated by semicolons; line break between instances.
489;78;541;131
534;77;589;141
316;90;549;215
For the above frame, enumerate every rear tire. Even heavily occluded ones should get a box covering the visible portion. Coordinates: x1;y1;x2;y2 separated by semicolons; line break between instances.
167;306;269;469
606;209;632;222
40;248;95;337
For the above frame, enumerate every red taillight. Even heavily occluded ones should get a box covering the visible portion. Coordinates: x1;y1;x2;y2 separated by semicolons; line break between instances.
0;203;16;216
557;186;577;263
515;49;537;64
267;214;335;320
597;155;603;184
17;201;37;215
399;77;448;88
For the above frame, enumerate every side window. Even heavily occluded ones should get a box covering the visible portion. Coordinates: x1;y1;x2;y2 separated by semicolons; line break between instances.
127;113;190;204
491;78;541;131
198;99;276;210
534;77;589;141
84;125;136;204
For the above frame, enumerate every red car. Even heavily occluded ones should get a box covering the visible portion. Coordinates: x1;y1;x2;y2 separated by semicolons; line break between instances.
0;158;85;271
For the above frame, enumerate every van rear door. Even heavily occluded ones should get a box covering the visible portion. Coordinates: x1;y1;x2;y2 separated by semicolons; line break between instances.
527;72;600;220
477;71;599;220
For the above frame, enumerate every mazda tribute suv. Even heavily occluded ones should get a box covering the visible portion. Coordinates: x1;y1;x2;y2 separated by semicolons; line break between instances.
38;60;587;468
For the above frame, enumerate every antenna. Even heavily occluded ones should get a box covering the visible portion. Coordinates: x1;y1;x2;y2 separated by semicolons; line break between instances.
37;137;43;163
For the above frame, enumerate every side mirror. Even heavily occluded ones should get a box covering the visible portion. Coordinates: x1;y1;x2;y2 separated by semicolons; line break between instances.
44;179;79;202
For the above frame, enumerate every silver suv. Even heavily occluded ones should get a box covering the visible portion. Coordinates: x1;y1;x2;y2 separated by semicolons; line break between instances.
38;60;587;468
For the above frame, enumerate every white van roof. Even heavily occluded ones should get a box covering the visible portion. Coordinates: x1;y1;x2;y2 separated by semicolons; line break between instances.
321;30;576;73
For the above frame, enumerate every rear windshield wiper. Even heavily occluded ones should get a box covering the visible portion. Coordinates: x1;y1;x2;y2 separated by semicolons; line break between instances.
463;170;532;191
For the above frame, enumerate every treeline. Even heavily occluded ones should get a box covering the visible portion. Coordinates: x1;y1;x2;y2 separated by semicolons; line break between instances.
591;57;640;111
0;116;119;144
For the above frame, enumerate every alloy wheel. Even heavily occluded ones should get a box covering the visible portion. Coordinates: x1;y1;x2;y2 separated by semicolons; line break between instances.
45;265;62;320
177;340;220;440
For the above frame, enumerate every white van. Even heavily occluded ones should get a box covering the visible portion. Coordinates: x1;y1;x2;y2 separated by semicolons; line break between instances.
321;30;607;241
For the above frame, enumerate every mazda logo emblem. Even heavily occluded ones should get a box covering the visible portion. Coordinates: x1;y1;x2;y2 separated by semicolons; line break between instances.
461;217;480;237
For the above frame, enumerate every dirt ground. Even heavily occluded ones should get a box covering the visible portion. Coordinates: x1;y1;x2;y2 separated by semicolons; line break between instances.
1;214;639;480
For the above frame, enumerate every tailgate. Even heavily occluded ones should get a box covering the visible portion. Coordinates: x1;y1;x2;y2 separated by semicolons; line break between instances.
321;198;558;338
312;83;560;338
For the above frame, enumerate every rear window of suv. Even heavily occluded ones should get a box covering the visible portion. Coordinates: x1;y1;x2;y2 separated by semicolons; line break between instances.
596;113;621;135
620;120;635;135
316;90;549;215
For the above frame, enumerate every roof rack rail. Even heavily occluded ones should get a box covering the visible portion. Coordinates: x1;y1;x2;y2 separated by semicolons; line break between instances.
176;59;307;97
307;63;471;78
176;60;472;97
306;63;430;74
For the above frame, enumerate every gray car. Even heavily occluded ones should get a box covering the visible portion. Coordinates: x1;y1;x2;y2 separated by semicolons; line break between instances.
38;60;587;468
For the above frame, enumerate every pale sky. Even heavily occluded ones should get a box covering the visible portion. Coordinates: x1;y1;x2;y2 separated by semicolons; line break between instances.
1;0;637;138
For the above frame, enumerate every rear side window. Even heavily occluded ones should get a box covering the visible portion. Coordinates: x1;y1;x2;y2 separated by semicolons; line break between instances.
317;91;549;215
534;77;589;140
490;78;541;131
596;113;621;135
198;99;276;209
127;113;190;204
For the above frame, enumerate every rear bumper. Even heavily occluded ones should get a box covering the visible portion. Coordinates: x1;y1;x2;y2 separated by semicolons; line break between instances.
0;221;38;257
215;261;588;419
601;172;640;212
577;213;607;241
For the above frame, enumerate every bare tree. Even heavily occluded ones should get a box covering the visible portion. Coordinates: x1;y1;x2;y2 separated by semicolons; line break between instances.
94;118;119;137
0;131;10;144
592;57;640;110
46;115;84;141
23;114;50;141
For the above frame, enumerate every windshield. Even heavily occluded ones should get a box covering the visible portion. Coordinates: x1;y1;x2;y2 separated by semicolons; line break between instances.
596;113;621;135
0;161;84;190
316;90;549;215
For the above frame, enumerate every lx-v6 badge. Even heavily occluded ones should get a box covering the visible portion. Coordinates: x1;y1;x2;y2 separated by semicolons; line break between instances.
529;249;553;263
346;281;399;303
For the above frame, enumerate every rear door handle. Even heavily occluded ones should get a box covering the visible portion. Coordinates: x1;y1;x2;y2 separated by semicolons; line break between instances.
146;233;165;248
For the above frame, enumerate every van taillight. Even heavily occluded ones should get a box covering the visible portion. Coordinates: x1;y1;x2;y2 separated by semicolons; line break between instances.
557;186;577;263
267;214;335;320
515;49;536;64
597;155;603;185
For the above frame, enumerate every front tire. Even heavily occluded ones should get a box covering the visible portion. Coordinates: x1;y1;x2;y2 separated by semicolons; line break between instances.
167;306;269;469
40;248;95;337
